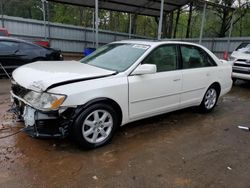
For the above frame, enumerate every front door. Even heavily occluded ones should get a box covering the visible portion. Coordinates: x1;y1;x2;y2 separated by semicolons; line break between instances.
128;44;182;120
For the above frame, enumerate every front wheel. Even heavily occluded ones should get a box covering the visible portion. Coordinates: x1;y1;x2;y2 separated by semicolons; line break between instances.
71;103;118;149
199;86;218;113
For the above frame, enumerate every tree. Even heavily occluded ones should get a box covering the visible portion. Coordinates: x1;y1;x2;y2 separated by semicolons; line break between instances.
212;0;249;37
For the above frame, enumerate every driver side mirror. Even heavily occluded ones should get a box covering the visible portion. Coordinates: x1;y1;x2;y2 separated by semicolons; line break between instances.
131;64;156;75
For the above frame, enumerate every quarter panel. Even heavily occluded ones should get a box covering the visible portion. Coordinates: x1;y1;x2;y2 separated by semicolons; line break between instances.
217;63;233;96
181;67;217;106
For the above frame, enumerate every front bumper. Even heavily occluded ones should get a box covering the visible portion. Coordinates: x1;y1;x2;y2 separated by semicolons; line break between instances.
24;106;69;138
232;72;250;81
10;89;74;138
11;103;72;138
232;63;250;80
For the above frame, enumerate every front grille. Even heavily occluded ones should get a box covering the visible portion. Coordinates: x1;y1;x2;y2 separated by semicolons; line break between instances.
237;59;247;62
233;58;250;75
233;69;250;74
12;84;30;98
234;63;250;68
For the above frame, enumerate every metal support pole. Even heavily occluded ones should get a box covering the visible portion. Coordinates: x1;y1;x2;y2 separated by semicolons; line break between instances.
227;11;234;53
157;0;164;40
186;2;193;38
199;2;206;44
129;14;132;39
95;0;99;48
92;11;95;46
47;1;51;40
1;0;4;28
41;0;47;40
173;8;180;38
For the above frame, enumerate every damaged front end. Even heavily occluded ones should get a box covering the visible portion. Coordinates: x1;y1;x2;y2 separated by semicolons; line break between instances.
10;81;75;138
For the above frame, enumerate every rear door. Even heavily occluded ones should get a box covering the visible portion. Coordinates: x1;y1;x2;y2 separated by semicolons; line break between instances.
128;44;182;119
180;45;218;107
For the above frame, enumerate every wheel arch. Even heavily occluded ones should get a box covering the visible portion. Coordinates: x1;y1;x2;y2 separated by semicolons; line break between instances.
210;82;221;97
199;82;221;113
73;97;123;126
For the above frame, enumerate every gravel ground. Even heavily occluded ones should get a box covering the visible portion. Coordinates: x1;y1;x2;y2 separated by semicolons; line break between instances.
0;79;250;188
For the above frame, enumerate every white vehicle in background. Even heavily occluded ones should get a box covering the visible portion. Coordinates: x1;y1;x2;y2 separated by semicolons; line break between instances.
230;42;250;82
10;40;232;149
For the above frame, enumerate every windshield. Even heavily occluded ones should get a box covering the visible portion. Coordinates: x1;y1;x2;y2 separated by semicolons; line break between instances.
236;43;250;53
80;43;149;72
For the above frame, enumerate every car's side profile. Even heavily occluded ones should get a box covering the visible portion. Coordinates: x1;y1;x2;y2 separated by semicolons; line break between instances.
11;40;232;149
0;37;63;76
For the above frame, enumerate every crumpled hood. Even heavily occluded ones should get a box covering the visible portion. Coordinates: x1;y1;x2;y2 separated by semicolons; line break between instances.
12;60;116;92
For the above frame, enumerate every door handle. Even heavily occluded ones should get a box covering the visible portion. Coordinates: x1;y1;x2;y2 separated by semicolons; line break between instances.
173;78;181;82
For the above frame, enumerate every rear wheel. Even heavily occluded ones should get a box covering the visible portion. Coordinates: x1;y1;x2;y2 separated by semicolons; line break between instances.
71;103;118;149
200;86;218;113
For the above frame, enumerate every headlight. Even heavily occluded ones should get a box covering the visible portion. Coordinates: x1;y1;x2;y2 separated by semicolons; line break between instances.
24;91;66;110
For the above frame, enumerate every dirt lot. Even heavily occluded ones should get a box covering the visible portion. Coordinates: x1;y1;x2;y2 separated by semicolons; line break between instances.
0;79;250;188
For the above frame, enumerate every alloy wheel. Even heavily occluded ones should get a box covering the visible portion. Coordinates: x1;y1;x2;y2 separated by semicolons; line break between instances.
204;88;217;110
82;109;113;144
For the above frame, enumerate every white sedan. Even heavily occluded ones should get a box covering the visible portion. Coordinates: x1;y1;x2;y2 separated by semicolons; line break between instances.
11;40;232;149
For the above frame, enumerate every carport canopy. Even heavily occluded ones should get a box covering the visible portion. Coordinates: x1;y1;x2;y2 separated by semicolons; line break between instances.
47;0;197;47
48;0;192;17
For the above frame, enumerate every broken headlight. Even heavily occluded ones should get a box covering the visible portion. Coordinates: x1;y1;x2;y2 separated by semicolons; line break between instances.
24;91;66;110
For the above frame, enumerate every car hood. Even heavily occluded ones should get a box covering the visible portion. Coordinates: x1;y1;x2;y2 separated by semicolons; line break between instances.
231;51;250;59
12;61;116;92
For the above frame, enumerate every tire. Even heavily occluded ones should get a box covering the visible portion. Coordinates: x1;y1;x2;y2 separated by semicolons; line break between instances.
71;103;118;149
199;85;219;113
232;78;237;85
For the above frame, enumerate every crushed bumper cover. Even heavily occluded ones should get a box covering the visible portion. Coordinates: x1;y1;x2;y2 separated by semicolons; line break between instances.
10;103;73;138
10;84;75;138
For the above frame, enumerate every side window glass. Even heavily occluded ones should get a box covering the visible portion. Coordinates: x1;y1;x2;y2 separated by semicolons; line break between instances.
143;45;177;72
0;41;19;52
180;45;216;69
20;43;40;50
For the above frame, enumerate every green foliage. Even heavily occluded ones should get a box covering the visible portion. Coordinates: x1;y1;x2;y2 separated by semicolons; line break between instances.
3;0;42;20
1;0;250;38
233;9;250;36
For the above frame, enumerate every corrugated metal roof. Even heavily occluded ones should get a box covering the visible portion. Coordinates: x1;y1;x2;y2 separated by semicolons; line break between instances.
48;0;193;16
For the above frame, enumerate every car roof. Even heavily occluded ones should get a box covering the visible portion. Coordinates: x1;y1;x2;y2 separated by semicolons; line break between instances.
111;39;222;66
0;36;36;45
112;39;203;48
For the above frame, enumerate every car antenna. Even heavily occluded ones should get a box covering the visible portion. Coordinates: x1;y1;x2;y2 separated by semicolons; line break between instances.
0;63;12;80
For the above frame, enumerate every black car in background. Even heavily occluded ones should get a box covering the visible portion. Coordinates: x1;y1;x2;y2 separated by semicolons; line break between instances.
0;37;63;76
